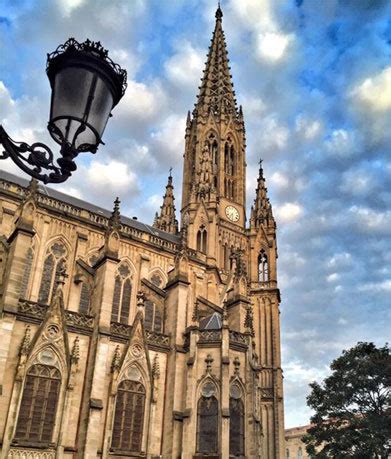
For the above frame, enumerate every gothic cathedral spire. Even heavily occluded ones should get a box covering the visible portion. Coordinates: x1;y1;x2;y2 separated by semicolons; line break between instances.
153;170;179;234
181;5;246;267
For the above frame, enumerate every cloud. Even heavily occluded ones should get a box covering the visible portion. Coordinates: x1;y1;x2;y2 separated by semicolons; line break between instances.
275;202;303;223
164;41;204;88
351;66;391;112
257;32;294;62
85;159;139;194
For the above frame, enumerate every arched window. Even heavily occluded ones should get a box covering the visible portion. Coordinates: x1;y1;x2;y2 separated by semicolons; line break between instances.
197;226;208;254
150;272;163;288
197;395;218;454
79;282;91;314
38;242;67;304
20;247;34;299
112;380;145;453
297;447;303;459
144;300;163;333
258;249;269;283
229;383;244;457
286;448;290;458
14;364;61;444
111;264;133;324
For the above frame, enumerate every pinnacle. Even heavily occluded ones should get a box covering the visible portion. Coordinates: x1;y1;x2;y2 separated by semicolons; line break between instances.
153;172;178;234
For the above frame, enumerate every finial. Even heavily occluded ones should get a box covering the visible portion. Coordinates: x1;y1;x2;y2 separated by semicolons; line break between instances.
216;1;223;20
109;197;121;228
169;167;173;178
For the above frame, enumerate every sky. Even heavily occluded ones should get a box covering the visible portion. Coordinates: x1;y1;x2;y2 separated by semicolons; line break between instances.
1;0;390;428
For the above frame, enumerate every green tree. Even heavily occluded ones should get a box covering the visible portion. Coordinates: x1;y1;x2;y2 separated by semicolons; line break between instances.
303;342;391;458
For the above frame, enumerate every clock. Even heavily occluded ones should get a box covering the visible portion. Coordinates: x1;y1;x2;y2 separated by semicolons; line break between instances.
225;205;240;222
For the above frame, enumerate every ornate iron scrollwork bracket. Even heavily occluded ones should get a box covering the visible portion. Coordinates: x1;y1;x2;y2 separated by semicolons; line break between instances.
0;124;78;184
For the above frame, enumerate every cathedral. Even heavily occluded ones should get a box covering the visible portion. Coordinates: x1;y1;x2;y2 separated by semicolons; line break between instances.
0;6;285;459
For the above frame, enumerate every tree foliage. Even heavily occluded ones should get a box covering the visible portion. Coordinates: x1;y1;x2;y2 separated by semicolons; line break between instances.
303;342;391;458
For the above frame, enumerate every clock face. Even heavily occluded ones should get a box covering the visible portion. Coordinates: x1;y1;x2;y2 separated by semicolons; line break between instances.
225;205;240;222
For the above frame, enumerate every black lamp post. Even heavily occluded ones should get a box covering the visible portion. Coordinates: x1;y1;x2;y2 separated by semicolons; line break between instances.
0;38;127;184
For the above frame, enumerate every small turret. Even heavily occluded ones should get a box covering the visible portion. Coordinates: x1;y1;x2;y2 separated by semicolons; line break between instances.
250;160;275;229
153;170;179;234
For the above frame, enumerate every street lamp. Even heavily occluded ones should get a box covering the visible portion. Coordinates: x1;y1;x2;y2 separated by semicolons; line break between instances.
0;38;127;184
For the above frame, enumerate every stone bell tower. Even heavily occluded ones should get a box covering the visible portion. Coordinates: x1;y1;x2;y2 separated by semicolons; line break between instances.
181;5;247;270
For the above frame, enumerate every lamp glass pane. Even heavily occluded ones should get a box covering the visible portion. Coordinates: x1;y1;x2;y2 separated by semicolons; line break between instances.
50;66;113;149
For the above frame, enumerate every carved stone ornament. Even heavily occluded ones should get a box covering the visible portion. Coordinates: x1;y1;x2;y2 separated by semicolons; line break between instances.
131;343;143;358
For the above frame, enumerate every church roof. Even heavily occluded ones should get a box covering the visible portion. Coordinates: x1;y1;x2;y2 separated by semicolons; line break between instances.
0;170;180;244
199;312;222;330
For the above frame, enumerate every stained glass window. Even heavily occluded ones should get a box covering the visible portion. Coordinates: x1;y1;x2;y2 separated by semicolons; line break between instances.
112;380;145;453
197;396;218;453
15;364;61;444
111;264;132;324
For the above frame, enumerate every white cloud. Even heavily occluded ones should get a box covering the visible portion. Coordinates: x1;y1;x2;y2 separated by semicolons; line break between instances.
257;32;293;62
325;129;357;158
150;113;186;162
116;80;166;121
351;66;391;112
358;280;391;292
349;206;391;234
270;171;289;189
295;115;322;140
165;41;204;88
86;159;139;194
57;0;86;16
275;202;303;223
327;273;340;283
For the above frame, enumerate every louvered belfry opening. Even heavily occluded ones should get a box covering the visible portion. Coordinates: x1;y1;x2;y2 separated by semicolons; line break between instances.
14;364;61;444
111;380;145;453
196;396;219;454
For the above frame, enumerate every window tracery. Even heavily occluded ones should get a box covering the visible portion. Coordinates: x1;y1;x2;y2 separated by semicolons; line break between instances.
258;249;269;282
229;383;244;457
197;225;208;254
38;242;67;304
14;364;61;444
111;379;145;453
197;382;219;454
79;282;91;314
111;263;133;324
144;300;163;333
20;247;34;299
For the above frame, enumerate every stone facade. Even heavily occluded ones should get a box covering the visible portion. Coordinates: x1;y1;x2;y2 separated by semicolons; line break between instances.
284;426;311;459
0;6;285;459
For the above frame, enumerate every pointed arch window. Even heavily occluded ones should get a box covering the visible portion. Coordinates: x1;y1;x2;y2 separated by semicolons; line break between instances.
20;247;34;299
297;447;303;459
112;380;145;453
111;263;133;324
14;364;61;444
258;249;269;283
79;282;91;314
229;383;245;457
286;449;290;458
197;394;219;454
144;300;163;333
38;242;67;304
197;225;208;254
